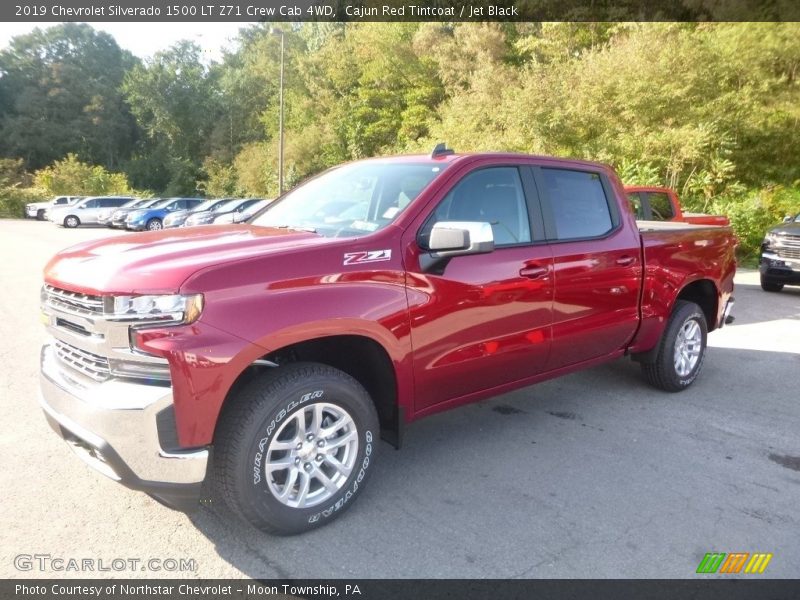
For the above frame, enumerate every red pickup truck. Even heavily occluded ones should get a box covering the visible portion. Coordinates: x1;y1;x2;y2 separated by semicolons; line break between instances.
625;186;730;226
39;149;736;534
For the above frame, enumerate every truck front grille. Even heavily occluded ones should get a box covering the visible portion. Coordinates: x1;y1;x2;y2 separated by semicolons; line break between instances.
54;340;111;382
44;285;105;316
775;246;800;260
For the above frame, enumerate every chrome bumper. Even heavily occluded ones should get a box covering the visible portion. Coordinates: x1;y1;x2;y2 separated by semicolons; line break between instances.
39;343;209;492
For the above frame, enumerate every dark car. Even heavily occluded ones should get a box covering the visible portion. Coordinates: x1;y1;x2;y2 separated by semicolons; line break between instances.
188;198;265;226
760;213;800;292
126;198;204;231
163;198;232;229
110;198;163;229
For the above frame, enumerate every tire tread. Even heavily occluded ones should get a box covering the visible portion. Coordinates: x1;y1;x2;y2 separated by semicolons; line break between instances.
212;362;376;535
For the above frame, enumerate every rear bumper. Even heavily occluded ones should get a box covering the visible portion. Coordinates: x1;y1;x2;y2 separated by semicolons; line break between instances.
39;343;209;511
760;253;800;284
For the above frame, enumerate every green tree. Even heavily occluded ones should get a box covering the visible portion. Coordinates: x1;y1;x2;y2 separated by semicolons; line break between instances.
33;153;135;196
0;23;138;170
122;41;219;194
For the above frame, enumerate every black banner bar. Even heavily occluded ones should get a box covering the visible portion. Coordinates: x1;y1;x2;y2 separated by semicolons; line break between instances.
5;580;800;600
3;0;800;22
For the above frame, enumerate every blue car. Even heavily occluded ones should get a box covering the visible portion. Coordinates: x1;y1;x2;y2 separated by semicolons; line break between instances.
125;197;204;231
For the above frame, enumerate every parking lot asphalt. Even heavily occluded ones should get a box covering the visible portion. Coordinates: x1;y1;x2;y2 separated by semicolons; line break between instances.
1;218;798;579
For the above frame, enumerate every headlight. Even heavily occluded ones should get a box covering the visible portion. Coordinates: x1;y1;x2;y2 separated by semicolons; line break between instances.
214;213;234;224
107;293;204;325
763;232;779;246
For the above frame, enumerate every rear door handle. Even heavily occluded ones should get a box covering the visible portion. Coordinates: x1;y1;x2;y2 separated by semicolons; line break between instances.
519;265;549;279
616;255;636;266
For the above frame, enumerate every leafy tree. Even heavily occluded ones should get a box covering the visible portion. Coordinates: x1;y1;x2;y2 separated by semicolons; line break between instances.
33;154;135;196
0;23;138;170
122;41;219;193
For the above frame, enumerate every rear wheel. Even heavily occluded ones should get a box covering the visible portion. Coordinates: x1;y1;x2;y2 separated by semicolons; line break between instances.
641;300;708;392
760;275;783;292
146;218;163;231
213;362;379;535
63;215;80;228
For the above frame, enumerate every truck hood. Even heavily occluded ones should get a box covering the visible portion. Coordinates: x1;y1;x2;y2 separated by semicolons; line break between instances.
44;224;321;295
768;221;800;235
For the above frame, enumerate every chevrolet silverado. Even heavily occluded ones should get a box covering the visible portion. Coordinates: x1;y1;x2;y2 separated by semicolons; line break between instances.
39;148;737;534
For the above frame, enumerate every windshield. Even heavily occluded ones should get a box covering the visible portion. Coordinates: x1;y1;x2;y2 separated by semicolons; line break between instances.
148;198;174;209
251;162;445;237
215;199;247;213
136;198;162;209
122;198;144;209
191;199;230;213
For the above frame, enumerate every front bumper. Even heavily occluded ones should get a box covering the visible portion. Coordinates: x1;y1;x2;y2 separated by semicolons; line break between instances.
39;343;209;511
126;220;147;231
760;252;800;284
26;206;40;218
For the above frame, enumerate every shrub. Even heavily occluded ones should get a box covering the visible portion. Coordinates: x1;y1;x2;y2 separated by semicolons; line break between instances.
709;186;800;260
33;154;135;196
0;186;48;218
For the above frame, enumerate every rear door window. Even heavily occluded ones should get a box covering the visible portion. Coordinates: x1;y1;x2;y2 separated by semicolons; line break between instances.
539;168;614;240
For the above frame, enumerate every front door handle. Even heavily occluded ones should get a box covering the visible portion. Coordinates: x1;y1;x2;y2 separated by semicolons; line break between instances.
519;265;549;279
616;255;636;266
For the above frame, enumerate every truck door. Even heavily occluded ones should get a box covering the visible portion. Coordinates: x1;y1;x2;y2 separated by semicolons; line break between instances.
532;166;642;369
403;165;554;412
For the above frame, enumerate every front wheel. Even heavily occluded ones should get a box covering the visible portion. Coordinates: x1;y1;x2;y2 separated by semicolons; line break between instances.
63;215;80;228
641;300;708;392
36;209;46;221
760;275;783;292
213;362;379;535
146;218;163;231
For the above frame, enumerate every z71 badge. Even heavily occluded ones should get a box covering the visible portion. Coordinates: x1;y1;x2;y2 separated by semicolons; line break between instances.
343;250;392;266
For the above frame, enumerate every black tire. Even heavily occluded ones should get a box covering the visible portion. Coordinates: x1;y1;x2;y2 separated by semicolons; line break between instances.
760;275;783;293
146;218;163;231
63;215;80;228
213;362;379;535
641;300;708;392
36;209;46;221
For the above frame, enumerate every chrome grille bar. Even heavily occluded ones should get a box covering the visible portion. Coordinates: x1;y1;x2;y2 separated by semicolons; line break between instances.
54;340;111;382
44;284;105;316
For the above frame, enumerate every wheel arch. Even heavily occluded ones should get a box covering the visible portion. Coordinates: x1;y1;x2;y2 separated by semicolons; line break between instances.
674;278;719;332
217;333;404;449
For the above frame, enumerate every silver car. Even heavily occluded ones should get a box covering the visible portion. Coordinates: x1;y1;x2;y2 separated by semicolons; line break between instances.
50;196;134;228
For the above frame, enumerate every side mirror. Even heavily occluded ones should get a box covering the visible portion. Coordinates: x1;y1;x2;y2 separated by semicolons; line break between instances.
428;221;495;257
784;215;793;223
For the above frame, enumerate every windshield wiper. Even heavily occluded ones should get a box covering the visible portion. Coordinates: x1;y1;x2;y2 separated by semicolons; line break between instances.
273;224;317;233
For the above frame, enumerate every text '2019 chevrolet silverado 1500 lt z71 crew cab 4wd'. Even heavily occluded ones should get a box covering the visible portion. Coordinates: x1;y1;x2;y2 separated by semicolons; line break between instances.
39;148;737;534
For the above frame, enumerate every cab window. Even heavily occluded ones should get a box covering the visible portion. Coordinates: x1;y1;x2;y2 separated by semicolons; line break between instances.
422;167;532;247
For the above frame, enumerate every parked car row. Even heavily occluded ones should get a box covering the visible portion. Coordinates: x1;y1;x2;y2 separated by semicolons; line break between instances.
36;195;271;230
